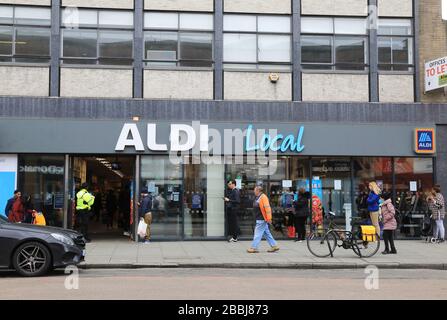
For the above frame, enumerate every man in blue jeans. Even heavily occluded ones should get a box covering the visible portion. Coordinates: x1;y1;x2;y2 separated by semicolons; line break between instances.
247;186;280;253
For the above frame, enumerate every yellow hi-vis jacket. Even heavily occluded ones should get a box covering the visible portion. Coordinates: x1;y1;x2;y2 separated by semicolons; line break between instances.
76;188;95;211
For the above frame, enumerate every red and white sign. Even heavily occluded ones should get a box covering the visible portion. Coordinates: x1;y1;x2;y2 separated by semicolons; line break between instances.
425;56;447;92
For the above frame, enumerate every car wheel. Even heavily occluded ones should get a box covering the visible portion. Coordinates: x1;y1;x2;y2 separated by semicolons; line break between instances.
12;242;52;277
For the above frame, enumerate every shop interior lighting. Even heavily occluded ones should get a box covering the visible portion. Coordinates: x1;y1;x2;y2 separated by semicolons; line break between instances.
95;157;124;178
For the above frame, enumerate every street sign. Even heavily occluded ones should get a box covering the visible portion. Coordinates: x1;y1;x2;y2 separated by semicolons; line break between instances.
425;56;447;92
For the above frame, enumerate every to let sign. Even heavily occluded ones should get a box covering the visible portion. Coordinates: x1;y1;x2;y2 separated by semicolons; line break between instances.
425;56;447;92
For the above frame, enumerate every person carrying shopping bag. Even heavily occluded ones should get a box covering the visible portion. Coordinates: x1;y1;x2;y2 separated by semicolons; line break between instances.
247;186;280;253
138;188;152;244
380;192;397;254
367;181;381;238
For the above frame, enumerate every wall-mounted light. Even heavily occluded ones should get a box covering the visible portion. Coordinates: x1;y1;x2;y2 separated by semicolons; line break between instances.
132;116;140;121
269;73;280;83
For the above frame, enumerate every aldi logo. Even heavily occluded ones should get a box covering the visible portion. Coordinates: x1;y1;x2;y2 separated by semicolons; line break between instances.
415;128;436;154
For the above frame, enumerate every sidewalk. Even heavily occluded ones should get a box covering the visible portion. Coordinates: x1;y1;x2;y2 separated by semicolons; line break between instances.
80;239;447;270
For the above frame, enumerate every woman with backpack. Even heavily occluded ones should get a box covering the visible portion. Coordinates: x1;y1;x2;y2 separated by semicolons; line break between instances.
367;181;382;238
380;192;397;254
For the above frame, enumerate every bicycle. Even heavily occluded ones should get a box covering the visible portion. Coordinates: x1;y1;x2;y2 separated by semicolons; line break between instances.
307;212;380;258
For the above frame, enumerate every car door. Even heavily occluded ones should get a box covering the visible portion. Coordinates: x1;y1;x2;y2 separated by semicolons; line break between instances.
0;219;22;267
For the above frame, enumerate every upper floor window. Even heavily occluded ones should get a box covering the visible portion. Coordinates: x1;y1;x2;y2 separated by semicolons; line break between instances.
223;14;292;70
301;17;368;71
378;19;413;71
61;8;134;65
144;12;213;67
0;5;51;63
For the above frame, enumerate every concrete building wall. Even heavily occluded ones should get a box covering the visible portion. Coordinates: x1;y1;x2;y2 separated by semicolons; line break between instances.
224;72;292;101
224;0;291;14
301;0;367;16
302;73;369;102
144;70;214;100
62;0;134;9
60;68;133;98
0;0;50;5
378;0;413;17
379;74;414;103
419;0;447;103
0;66;49;97
145;0;213;12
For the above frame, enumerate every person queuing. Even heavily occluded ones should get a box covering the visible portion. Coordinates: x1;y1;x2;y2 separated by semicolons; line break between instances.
224;180;241;242
247;186;280;253
367;181;382;238
380;192;397;254
76;182;95;242
293;188;310;242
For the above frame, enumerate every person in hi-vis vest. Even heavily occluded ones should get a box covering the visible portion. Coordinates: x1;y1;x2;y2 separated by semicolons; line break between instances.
76;182;95;242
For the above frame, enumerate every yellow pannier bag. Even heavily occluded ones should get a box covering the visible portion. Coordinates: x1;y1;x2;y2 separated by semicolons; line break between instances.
360;225;377;242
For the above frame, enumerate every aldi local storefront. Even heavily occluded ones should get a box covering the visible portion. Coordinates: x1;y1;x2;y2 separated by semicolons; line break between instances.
0;119;437;240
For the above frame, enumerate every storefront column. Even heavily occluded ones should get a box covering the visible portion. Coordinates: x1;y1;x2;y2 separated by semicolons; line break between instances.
206;164;225;237
63;154;70;229
133;155;141;242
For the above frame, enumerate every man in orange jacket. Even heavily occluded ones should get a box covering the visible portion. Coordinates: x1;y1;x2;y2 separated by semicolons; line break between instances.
247;186;280;253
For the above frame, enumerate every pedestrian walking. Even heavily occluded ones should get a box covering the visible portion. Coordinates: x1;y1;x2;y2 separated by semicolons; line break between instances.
380;192;397;254
224;180;241;242
4;190;20;220
105;190;117;229
138;188;152;243
367;181;381;238
427;185;445;243
247;186;279;253
76;182;95;242
8;191;24;223
294;188;309;242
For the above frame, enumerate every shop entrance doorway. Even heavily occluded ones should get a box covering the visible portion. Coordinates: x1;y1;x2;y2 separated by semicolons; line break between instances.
69;156;136;240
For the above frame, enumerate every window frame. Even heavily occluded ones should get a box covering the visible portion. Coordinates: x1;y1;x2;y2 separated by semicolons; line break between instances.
60;7;135;66
143;11;214;69
0;4;51;64
300;16;369;72
223;13;292;70
377;18;414;73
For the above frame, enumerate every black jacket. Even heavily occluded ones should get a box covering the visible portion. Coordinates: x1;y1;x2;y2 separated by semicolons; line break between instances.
294;195;309;217
226;188;241;210
138;195;152;218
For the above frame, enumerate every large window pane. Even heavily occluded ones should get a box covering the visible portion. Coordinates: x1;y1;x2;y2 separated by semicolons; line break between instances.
0;26;12;55
62;8;97;28
223;15;256;32
258;34;291;62
378;37;392;65
99;30;132;58
15;27;50;56
334;18;367;35
180;13;213;31
144;12;178;29
144;31;177;61
15;7;51;26
301;36;332;64
378;19;412;35
62;29;97;58
99;11;133;28
179;32;212;66
0;6;13;24
301;17;333;34
223;33;256;62
258;16;291;33
392;37;412;64
335;37;366;70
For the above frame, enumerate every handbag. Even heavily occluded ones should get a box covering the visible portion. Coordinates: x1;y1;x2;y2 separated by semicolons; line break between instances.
287;226;296;238
137;218;148;238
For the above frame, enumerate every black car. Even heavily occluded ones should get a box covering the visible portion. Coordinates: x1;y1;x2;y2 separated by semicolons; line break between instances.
0;215;86;277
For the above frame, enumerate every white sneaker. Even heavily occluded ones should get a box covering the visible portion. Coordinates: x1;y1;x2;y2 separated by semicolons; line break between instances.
228;238;238;243
123;231;130;237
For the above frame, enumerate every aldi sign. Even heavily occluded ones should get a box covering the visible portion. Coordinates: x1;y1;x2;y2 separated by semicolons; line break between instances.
415;128;436;154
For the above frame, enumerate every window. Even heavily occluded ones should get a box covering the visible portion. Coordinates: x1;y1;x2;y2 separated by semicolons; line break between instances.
144;12;213;67
301;17;368;71
223;14;291;70
61;8;134;65
0;5;51;63
378;19;413;71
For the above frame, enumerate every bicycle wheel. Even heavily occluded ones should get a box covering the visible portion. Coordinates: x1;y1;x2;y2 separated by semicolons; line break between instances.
353;233;380;258
307;230;337;258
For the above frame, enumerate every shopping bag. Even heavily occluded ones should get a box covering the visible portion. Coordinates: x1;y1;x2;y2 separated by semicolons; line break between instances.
137;218;147;238
32;211;46;226
287;226;296;238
